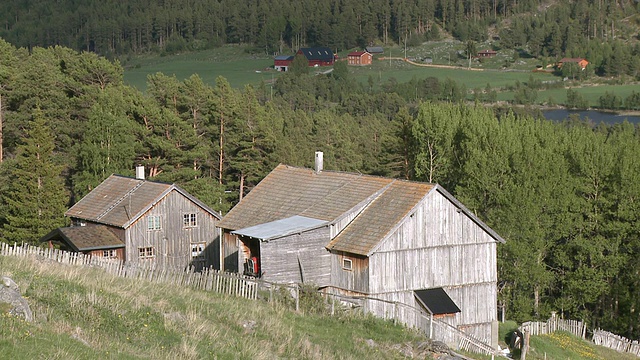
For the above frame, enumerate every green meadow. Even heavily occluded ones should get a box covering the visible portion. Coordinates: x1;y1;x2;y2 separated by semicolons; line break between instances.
122;46;277;91
122;44;633;109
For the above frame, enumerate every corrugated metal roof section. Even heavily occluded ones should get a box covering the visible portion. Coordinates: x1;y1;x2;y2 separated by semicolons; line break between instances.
327;181;432;256
40;225;125;252
414;288;461;315
65;175;171;227
217;165;393;231
232;215;327;241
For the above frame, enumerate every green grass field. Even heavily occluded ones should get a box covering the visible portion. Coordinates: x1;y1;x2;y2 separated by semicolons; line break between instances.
122;46;277;91
122;43;634;109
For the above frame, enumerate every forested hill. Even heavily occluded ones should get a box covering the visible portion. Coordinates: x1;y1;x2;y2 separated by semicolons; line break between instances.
1;1;639;63
2;0;640;346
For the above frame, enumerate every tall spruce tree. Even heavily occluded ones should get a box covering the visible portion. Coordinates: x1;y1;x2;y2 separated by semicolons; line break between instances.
0;108;68;244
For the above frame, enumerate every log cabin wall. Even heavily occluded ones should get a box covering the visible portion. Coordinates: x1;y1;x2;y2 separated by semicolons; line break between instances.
368;189;498;333
125;191;220;269
257;227;331;285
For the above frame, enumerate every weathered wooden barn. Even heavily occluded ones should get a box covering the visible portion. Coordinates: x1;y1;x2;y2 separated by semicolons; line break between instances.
217;153;504;346
41;167;221;270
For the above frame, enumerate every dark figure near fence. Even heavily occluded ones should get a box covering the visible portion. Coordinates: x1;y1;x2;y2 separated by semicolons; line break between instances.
510;330;523;349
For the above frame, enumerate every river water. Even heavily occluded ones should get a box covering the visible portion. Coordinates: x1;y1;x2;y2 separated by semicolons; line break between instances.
542;109;640;125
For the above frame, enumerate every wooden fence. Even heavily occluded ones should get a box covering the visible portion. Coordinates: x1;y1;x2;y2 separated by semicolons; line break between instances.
0;242;260;300
321;292;497;356
520;314;586;338
593;329;640;356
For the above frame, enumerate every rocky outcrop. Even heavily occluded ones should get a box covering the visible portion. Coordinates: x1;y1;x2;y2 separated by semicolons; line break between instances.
0;276;33;322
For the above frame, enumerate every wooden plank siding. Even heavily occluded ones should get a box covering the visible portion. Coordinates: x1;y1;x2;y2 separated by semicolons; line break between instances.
125;191;220;270
87;248;125;259
223;231;239;272
249;227;332;285
340;189;498;340
330;252;369;292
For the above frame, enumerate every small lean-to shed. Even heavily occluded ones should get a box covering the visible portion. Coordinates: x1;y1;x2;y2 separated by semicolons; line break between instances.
42;167;221;270
274;55;294;71
217;154;504;347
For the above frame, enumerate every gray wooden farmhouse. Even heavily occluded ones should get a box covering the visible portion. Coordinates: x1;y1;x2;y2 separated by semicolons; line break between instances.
217;154;504;346
41;167;221;270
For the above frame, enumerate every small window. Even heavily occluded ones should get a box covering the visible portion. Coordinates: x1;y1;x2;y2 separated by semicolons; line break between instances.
342;258;353;271
191;242;206;260
103;249;117;258
138;246;155;259
147;215;161;230
183;213;197;228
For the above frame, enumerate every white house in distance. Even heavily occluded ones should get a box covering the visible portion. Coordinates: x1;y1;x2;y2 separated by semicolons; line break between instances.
217;152;504;348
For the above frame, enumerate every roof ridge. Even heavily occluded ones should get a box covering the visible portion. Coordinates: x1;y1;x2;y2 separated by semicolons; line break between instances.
95;180;144;221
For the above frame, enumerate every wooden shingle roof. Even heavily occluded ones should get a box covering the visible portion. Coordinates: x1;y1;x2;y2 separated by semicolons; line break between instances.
40;225;124;252
66;175;220;228
217;165;393;231
327;181;433;255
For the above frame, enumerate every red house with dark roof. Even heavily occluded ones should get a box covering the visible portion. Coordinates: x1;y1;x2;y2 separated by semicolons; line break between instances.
297;47;335;66
274;55;294;71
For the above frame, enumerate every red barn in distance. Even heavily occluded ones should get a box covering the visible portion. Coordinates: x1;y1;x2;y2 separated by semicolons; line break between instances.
297;47;336;66
273;47;336;71
274;55;294;71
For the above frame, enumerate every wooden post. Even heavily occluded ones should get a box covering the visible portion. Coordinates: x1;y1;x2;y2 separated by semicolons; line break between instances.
295;284;300;312
520;330;529;360
429;313;433;339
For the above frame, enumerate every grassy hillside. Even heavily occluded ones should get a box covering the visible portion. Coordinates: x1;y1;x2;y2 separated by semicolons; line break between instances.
497;321;640;360
3;254;639;359
0;255;427;359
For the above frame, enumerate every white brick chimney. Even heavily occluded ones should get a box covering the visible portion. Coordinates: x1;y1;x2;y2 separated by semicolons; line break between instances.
135;165;145;180
315;151;323;173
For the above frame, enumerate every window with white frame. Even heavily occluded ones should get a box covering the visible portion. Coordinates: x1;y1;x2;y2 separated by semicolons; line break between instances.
191;242;206;261
183;213;197;227
147;215;161;230
342;258;353;271
102;249;117;258
138;246;155;259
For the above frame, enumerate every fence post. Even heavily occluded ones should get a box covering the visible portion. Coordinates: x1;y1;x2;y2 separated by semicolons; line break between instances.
429;313;433;339
520;329;529;360
295;284;300;312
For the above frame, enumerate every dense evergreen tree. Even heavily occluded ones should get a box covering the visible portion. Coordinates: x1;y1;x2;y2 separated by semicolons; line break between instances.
0;109;68;244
